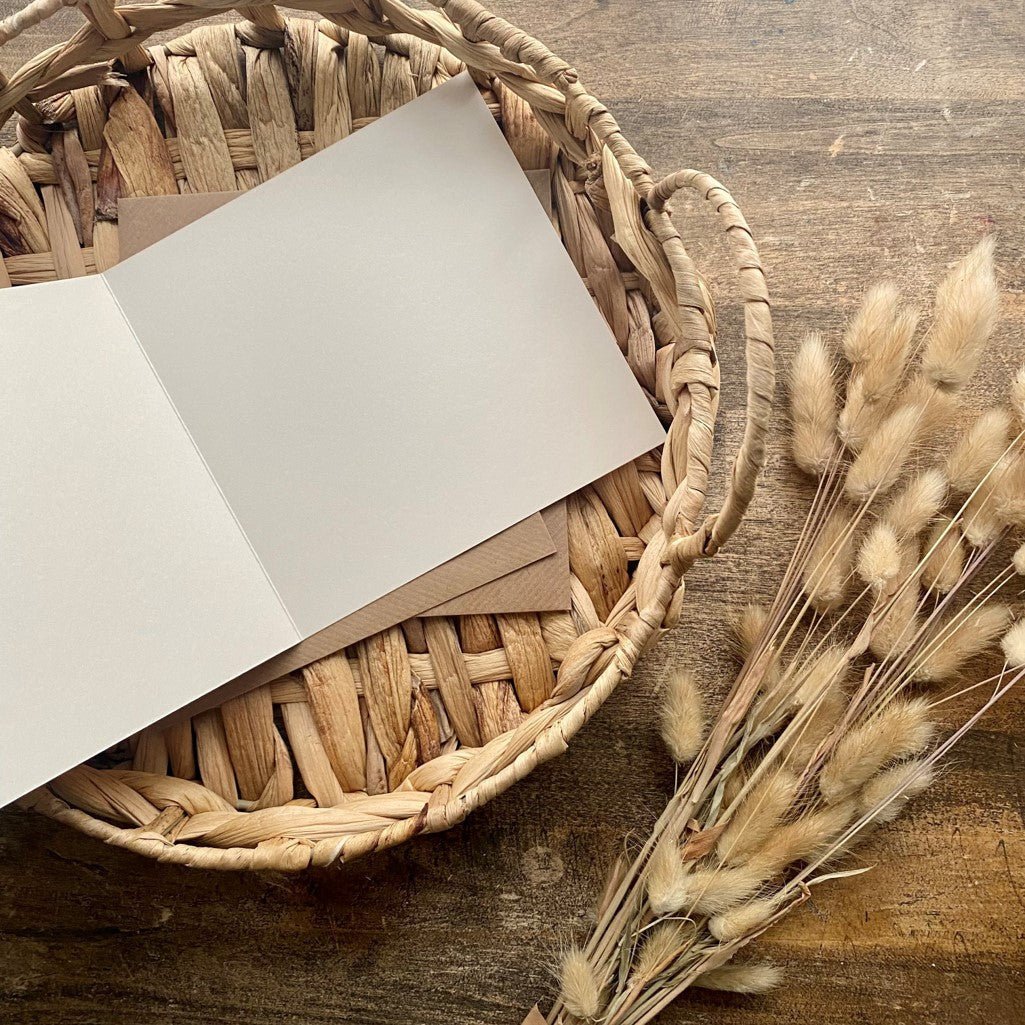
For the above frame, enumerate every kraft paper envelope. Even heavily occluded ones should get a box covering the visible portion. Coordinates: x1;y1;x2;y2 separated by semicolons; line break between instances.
424;501;569;617
0;73;665;807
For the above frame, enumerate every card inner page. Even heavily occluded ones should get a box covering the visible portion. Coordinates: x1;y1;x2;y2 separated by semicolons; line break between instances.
0;277;299;806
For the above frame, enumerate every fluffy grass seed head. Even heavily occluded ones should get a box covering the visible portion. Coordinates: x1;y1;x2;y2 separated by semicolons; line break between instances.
845;402;924;501
802;507;854;612
961;474;1003;548
843;283;899;366
859;307;919;402
1014;543;1025;576
716;769;801;867
696;962;783;994
947;407;1011;494
708;896;781;943
868;541;923;661
857;758;935;824
857;522;901;593
659;669;706;764
920;517;966;594
646;837;690;916
750;800;857;874
1000;618;1025;668
913;603;1011;683
837;375;874;453
1010;366;1025;425
991;454;1025;529
920;236;999;391
778;658;849;768
730;603;770;662
819;697;936;804
884;468;948;537
677;864;767;917
793;645;850;706
790;332;838;477
559;945;602;1021
839;306;919;452
752;647;836;741
631;921;687;983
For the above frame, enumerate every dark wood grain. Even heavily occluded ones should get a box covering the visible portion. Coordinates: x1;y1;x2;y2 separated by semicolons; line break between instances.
1;2;1023;1023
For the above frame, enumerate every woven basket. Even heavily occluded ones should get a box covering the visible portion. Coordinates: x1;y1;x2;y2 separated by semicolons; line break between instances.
2;0;774;870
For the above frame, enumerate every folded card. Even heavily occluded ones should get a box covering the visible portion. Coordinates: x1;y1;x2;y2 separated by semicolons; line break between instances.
0;73;665;807
117;177;573;623
117;186;570;726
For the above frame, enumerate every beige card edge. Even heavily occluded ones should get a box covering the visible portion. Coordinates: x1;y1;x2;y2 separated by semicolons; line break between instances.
153;510;555;727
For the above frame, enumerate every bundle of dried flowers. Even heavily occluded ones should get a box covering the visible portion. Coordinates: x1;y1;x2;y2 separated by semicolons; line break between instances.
546;239;1023;1025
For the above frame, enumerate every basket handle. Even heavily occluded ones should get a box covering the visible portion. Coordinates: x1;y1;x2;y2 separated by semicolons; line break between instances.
648;169;775;572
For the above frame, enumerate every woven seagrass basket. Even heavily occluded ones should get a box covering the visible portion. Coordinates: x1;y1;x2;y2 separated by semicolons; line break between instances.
2;0;774;870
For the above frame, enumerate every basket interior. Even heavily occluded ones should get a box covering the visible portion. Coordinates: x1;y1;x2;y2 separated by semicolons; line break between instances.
2;12;707;868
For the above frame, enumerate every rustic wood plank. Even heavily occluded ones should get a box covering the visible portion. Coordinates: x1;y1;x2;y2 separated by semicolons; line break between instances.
0;2;1022;1023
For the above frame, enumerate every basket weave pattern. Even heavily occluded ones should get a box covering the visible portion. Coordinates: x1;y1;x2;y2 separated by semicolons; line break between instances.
0;0;774;870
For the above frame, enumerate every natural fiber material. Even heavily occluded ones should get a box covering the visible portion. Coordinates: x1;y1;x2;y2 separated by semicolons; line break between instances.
0;0;774;870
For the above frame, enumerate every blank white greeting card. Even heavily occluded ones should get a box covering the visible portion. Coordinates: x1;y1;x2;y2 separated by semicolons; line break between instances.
0;73;665;807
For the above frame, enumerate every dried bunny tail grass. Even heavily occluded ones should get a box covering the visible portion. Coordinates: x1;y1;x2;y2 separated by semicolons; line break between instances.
839;308;920;452
790;332;838;476
722;763;748;809
912;603;1011;683
819;698;936;804
646;836;690;915
794;645;850;706
961;476;1003;547
1014;544;1025;576
716;770;801;867
631;921;688;983
992;454;1025;529
868;542;922;661
730;603;770;662
857;758;935;824
883;468;947;537
695;962;783;994
921;517;966;594
964;454;1025;543
679;864;767;917
708;895;783;943
946;407;1011;494
559;945;602;1021
801;507;854;612
751;800;856;873
837;375;874;453
958;449;1025;544
920;236;999;391
843;283;899;366
901;376;962;440
659;670;705;764
779;659;849;768
857;522;901;592
753;646;847;740
844;402;924;501
859;308;919;402
1001;619;1025;668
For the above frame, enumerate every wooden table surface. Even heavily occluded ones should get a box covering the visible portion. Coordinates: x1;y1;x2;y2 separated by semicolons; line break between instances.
1;2;1023;1023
